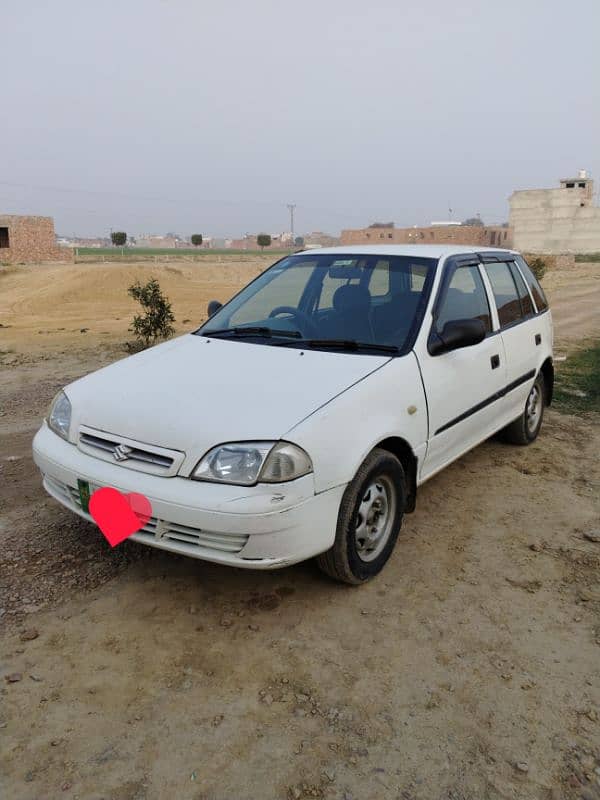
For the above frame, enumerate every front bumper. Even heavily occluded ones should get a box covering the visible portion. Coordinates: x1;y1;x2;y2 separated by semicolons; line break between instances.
33;424;344;569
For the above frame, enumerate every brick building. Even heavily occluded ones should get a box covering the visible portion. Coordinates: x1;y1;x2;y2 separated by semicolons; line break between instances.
341;223;513;248
0;215;73;264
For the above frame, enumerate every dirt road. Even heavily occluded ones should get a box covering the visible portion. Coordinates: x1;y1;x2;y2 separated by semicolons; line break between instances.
543;263;600;345
1;259;599;800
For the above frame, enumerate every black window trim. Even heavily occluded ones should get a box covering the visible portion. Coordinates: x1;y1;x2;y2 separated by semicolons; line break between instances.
507;260;536;319
513;254;549;315
480;251;550;330
482;258;529;330
427;250;552;350
427;253;493;355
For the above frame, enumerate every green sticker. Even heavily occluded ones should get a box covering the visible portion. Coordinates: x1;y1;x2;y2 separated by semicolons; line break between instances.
77;479;91;513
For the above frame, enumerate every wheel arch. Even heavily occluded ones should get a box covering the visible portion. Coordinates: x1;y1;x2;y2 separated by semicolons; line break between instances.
375;436;418;513
540;357;554;406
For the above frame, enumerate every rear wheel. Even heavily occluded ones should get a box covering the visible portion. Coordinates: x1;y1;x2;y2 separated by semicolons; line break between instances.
501;372;545;445
316;448;406;584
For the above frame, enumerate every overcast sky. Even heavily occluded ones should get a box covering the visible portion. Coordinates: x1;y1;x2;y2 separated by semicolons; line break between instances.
2;0;599;238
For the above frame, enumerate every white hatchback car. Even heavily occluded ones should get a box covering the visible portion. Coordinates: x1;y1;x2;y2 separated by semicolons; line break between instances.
33;246;553;583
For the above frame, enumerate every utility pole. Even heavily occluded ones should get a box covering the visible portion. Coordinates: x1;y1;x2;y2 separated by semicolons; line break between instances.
287;203;296;248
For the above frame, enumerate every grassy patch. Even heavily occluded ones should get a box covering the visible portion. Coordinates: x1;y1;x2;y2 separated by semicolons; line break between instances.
575;253;600;262
75;247;290;258
554;340;600;415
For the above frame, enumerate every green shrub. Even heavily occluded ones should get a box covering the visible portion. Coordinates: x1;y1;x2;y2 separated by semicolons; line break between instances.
128;278;175;349
528;257;547;282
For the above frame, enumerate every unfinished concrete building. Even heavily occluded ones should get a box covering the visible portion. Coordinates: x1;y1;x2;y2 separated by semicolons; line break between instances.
509;171;600;254
0;215;73;264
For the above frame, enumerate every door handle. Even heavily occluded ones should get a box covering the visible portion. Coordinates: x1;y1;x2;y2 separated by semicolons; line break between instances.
490;354;500;369
535;334;541;346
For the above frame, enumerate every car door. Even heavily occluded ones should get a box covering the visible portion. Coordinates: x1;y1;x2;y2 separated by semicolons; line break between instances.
416;256;506;480
480;256;544;422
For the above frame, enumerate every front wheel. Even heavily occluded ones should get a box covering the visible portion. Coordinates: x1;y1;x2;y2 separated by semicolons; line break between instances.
501;372;545;445
316;448;406;585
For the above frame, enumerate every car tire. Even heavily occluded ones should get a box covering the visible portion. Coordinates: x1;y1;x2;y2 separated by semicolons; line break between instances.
501;372;545;446
316;448;406;585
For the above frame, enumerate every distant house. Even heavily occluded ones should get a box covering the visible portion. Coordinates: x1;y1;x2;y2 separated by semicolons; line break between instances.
341;223;511;248
135;235;185;249
0;215;73;264
228;234;290;250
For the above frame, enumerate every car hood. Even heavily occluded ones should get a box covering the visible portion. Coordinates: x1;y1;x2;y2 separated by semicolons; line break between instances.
65;334;390;469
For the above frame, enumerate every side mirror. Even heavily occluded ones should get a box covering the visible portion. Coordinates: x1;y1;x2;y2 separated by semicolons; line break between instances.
207;300;222;317
429;318;486;356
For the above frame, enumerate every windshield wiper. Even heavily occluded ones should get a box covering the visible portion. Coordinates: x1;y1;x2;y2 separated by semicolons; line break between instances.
202;326;302;339
275;338;399;354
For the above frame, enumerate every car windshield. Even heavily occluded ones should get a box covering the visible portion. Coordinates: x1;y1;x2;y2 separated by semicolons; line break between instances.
197;253;438;354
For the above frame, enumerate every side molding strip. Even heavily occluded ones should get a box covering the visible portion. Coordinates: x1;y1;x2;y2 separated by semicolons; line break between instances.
435;369;536;436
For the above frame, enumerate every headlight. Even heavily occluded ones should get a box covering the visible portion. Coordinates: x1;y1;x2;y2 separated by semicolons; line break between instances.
47;391;72;441
191;441;312;485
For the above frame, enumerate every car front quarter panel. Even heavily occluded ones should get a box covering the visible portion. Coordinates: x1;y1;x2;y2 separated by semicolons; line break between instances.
285;353;428;494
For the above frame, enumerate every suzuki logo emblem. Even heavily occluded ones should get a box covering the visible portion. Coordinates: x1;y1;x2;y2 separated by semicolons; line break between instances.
113;444;133;462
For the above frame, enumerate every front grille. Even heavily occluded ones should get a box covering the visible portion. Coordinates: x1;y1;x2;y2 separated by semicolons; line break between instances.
78;426;184;477
43;475;249;555
160;521;248;553
80;432;174;469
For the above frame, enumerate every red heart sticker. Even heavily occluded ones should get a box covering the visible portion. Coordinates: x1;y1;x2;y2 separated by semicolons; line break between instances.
89;487;152;547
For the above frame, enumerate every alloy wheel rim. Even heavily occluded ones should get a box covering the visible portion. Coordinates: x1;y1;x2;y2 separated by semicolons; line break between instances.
354;475;396;562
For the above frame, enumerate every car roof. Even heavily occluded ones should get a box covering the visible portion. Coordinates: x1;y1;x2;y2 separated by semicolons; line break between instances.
297;244;518;259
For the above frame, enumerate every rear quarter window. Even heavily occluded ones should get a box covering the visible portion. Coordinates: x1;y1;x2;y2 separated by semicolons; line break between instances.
515;256;548;312
509;262;534;317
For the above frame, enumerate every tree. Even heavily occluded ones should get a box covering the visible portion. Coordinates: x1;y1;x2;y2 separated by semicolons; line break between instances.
191;234;203;247
111;231;127;247
294;236;305;248
462;217;484;227
128;278;176;349
257;233;271;250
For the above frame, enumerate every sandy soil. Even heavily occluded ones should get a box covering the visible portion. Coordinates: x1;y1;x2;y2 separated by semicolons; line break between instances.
542;264;600;347
1;258;599;800
0;256;273;358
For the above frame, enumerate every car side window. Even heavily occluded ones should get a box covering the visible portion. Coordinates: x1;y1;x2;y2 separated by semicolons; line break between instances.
515;256;549;312
508;262;534;317
484;261;524;327
435;265;492;334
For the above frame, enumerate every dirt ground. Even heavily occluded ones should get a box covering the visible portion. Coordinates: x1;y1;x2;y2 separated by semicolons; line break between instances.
1;258;599;800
